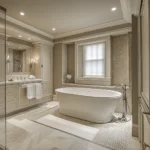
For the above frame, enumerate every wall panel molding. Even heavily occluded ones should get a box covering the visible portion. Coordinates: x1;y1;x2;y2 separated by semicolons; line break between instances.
139;93;150;124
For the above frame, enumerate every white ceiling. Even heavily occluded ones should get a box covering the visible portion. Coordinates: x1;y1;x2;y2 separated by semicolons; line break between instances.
0;0;123;36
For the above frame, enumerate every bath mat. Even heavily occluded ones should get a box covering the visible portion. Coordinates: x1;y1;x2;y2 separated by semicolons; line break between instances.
36;114;99;141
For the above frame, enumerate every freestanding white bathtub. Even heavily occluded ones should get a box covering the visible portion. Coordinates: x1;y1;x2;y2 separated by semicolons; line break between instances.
56;87;122;123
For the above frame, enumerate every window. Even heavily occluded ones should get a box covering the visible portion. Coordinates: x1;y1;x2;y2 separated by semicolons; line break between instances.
83;42;105;77
75;36;111;86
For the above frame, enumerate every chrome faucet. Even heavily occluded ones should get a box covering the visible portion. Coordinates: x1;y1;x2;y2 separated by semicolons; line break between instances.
116;84;130;122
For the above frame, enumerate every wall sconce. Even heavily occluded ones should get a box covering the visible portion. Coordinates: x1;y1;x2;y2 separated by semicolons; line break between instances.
6;55;11;63
30;58;38;68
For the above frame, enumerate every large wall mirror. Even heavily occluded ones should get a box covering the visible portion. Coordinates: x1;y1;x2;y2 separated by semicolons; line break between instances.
6;43;33;73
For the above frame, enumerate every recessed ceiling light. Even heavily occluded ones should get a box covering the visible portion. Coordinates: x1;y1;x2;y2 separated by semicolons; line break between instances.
20;12;25;16
18;35;22;38
111;7;117;11
28;38;31;40
52;28;56;31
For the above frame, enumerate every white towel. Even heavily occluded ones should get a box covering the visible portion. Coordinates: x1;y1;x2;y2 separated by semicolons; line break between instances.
35;83;42;99
27;84;35;99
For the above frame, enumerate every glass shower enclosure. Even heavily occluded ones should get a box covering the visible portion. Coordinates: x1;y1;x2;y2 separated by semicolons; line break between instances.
0;5;6;150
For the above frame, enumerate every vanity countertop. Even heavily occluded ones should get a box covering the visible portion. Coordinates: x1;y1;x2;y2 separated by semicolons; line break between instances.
0;79;42;86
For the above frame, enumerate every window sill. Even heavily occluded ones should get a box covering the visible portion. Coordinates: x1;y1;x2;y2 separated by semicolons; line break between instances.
82;76;105;79
75;77;111;86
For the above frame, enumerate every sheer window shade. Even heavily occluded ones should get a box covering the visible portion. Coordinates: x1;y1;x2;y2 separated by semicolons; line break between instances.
83;43;105;77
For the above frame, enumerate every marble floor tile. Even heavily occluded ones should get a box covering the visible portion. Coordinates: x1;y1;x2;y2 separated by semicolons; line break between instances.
6;117;54;150
32;130;109;150
6;118;106;150
69;139;111;150
7;123;30;150
32;130;76;150
5;101;141;150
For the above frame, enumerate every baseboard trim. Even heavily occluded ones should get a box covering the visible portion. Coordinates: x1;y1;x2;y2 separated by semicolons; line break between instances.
132;124;138;137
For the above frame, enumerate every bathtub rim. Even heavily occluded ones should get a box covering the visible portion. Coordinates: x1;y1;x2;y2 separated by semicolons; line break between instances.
56;87;122;99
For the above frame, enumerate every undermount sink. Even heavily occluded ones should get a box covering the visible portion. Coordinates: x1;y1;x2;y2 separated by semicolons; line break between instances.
8;78;37;82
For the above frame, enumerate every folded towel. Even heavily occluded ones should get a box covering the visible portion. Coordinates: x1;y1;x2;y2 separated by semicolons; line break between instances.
35;83;42;99
27;84;35;99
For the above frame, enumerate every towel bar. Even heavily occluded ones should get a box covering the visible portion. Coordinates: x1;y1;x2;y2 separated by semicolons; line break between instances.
20;83;43;89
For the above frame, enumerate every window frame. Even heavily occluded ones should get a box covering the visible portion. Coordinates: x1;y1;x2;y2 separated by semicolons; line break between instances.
82;42;106;77
75;36;111;86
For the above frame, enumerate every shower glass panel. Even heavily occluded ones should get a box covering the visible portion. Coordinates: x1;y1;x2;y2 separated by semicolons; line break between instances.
0;6;6;150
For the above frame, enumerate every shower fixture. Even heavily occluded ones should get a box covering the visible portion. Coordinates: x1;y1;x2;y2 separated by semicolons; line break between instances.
116;84;131;122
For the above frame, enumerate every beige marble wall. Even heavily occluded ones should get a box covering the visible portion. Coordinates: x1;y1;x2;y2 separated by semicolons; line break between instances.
111;33;132;113
111;34;129;85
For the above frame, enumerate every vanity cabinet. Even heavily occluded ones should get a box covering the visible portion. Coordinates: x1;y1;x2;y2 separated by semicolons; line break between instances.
19;87;30;108
0;80;52;114
0;85;19;114
29;97;41;106
6;85;19;113
18;80;49;110
19;86;41;108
